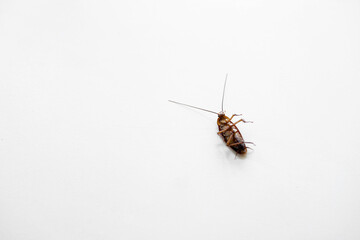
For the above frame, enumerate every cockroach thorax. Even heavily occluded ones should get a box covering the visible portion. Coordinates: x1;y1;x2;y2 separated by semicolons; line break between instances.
217;112;228;124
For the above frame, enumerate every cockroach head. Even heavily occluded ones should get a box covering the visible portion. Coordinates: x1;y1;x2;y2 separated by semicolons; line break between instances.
218;111;226;117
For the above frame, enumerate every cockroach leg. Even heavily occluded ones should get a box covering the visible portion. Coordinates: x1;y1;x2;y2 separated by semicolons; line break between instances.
217;126;231;134
227;141;254;147
228;142;245;147
226;133;234;146
233;119;253;125
227;114;242;122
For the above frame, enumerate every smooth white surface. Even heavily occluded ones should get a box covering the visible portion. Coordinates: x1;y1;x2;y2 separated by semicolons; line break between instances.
1;0;360;239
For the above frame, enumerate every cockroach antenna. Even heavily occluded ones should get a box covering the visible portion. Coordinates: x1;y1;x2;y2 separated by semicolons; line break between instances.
221;73;228;112
168;100;218;115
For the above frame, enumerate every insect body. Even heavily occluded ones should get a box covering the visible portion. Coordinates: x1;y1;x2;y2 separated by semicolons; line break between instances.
169;74;253;155
217;113;249;154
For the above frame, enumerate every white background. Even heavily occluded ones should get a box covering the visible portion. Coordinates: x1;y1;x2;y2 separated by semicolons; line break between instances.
1;0;360;239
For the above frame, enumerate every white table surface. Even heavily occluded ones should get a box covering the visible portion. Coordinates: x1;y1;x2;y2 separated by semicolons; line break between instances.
1;0;360;239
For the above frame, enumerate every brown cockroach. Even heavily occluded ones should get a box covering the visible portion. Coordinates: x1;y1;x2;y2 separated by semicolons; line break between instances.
169;74;254;155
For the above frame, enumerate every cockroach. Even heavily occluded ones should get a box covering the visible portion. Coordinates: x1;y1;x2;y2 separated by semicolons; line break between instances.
169;74;254;155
